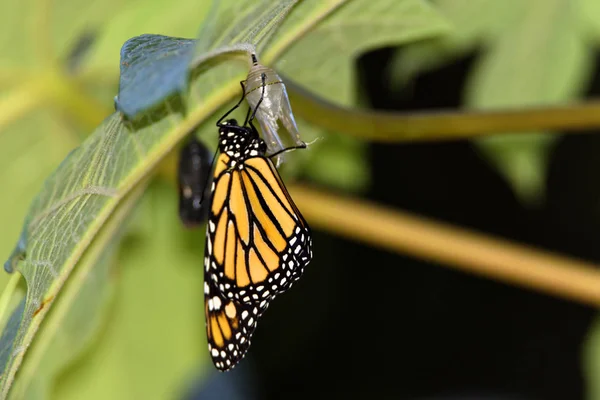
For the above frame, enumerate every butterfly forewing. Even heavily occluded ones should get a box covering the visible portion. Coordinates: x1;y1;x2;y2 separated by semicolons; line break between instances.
205;154;311;305
203;110;312;371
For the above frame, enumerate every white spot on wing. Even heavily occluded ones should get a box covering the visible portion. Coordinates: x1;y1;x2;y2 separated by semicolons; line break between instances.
212;296;222;309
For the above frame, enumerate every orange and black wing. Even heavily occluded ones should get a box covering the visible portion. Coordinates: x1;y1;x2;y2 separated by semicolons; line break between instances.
204;155;312;304
204;275;269;371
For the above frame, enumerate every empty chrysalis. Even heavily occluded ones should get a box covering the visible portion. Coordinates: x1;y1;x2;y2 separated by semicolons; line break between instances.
244;53;304;166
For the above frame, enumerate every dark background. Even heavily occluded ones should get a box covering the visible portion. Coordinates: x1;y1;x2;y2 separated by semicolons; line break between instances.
193;48;600;400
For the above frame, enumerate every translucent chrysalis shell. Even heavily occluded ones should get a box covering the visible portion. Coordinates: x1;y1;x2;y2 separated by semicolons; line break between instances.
244;54;304;166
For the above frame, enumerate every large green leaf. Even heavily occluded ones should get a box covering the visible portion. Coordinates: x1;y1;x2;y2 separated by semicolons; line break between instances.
115;34;197;118
275;0;449;190
0;2;304;396
466;0;590;203
277;0;451;106
0;0;450;397
0;0;210;133
0;1;213;392
582;0;600;40
191;0;450;191
9;178;147;400
52;182;206;400
391;0;595;203
0;112;179;397
114;1;298;118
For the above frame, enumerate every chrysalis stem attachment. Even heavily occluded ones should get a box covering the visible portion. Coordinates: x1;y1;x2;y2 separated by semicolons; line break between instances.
243;53;306;166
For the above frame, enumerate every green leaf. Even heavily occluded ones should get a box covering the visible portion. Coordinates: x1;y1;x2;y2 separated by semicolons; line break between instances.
389;0;503;83
0;275;26;382
0;0;453;396
582;0;600;41
466;0;590;203
52;182;205;400
302;130;370;192
0;0;211;134
50;0;210;74
277;0;451;106
272;0;449;190
391;0;595;204
0;113;78;284
0;112;178;397
115;35;197;117
115;1;298;119
9;177;146;400
0;115;71;397
192;0;299;61
273;0;449;192
0;2;302;396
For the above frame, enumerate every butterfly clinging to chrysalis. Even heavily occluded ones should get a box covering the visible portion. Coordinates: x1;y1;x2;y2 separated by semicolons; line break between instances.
202;68;313;371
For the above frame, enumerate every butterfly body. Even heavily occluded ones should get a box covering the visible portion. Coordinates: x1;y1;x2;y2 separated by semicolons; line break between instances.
204;115;312;371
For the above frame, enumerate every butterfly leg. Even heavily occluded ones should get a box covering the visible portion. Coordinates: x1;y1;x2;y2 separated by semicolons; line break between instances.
267;142;308;160
247;73;267;127
216;80;249;127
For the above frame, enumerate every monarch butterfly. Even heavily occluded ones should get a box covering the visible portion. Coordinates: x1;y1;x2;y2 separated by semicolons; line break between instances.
178;135;213;228
204;72;312;371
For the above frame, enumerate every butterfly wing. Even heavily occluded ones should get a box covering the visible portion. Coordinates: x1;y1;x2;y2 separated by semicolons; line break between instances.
205;155;312;305
242;156;313;286
204;275;269;371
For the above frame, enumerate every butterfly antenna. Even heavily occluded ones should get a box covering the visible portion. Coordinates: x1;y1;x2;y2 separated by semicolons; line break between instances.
198;144;220;208
247;73;267;137
216;80;248;127
242;104;252;126
268;143;307;160
248;73;267;125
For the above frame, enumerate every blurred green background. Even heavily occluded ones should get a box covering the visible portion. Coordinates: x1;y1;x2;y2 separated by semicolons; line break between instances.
2;0;600;399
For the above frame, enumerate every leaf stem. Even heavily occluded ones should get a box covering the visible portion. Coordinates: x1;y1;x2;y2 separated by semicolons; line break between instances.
263;0;347;62
291;185;600;306
285;78;600;141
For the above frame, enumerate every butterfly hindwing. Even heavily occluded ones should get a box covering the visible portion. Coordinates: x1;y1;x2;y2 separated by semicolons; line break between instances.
204;275;269;371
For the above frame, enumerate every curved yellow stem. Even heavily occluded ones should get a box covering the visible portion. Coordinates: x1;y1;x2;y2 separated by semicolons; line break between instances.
285;78;600;142
291;185;600;306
